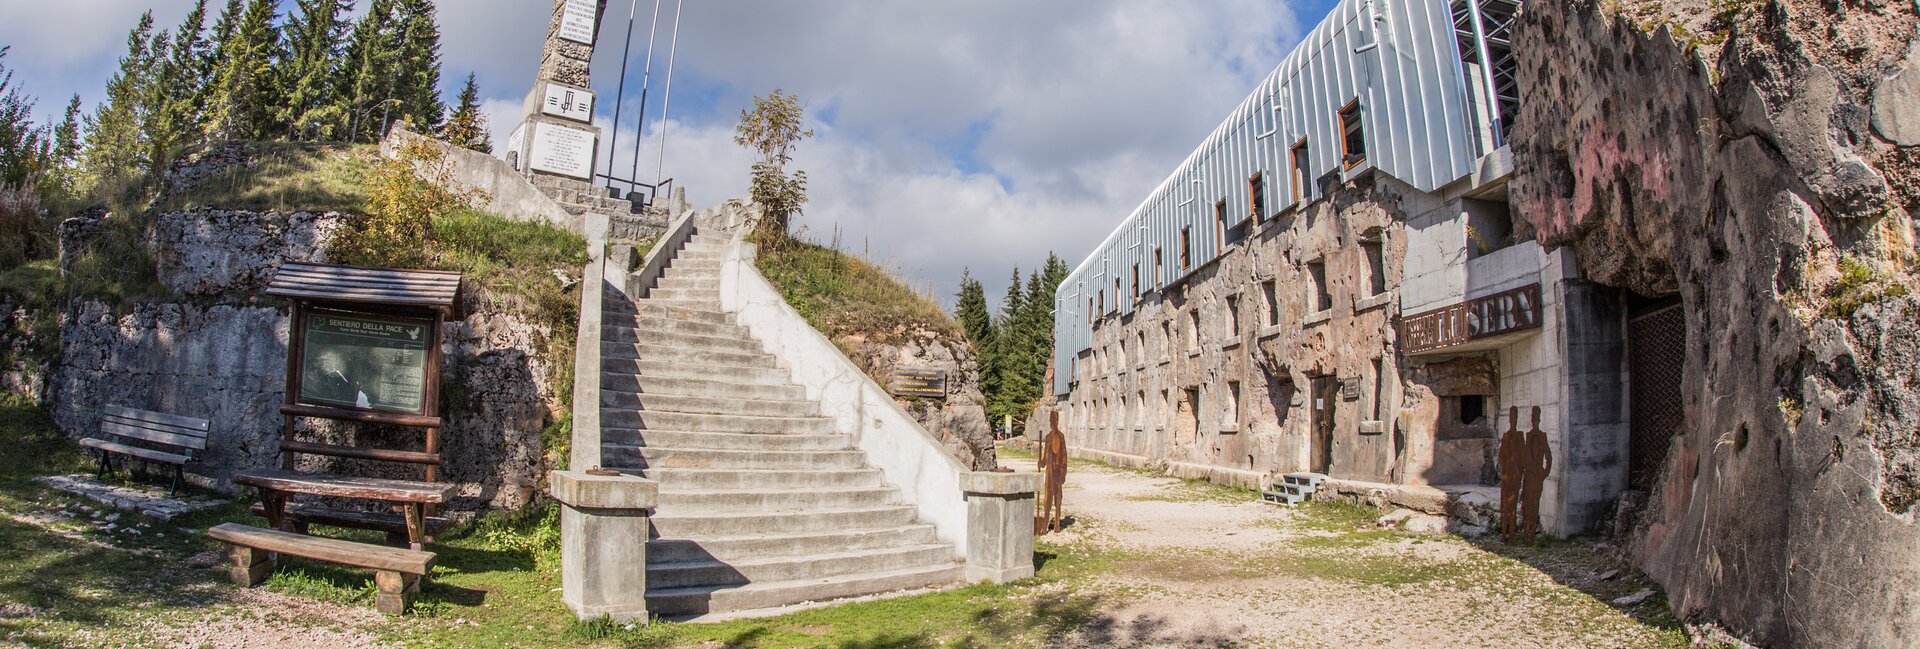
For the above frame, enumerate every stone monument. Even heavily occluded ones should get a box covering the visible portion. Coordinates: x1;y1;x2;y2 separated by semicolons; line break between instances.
505;0;609;197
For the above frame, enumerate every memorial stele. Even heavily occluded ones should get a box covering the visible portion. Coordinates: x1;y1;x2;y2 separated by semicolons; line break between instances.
506;0;608;187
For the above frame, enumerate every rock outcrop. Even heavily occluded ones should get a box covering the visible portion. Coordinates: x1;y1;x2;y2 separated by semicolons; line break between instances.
1509;1;1918;646
834;327;996;470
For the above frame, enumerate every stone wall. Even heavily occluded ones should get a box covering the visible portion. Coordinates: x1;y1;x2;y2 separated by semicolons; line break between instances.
1509;1;1919;645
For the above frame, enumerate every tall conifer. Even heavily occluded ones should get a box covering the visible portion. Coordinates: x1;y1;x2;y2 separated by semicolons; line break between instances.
440;73;492;153
0;47;44;190
80;12;159;192
391;0;444;132
146;0;210;174
279;0;353;140
956;269;995;352
204;0;282;140
338;0;397;142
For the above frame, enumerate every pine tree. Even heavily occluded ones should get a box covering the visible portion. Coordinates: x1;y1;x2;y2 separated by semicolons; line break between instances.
391;0;444;133
0;47;44;189
204;0;282;140
439;72;491;153
337;0;397;142
987;269;1031;423
40;95;83;199
279;0;352;140
955;268;995;352
145;0;211;175
80;12;160;192
199;0;246;136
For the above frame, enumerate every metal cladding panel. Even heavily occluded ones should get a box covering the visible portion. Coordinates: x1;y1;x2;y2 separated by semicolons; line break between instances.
1056;0;1489;395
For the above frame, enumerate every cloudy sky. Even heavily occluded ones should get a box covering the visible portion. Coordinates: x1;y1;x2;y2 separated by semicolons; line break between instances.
0;0;1338;308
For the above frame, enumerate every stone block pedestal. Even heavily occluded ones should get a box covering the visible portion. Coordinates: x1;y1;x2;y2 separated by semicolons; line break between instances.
550;470;657;623
960;471;1041;583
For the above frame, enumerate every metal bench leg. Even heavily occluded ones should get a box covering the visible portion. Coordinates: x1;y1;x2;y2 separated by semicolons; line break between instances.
95;451;110;479
171;465;183;497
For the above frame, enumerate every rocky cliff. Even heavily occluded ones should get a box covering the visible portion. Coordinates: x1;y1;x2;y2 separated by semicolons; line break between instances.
1509;1;1918;645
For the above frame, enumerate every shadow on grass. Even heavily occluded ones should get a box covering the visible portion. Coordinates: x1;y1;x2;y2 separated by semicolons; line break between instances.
1466;534;1688;637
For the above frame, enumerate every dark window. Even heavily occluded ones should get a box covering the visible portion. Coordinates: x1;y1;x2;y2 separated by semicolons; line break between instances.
1218;200;1245;247
1227;295;1241;336
1248;173;1267;225
1290;140;1311;202
1188;310;1201;350
1180;227;1192;270
1340;100;1367;168
1308;259;1331;312
1154;247;1164;284
1262;280;1279;326
1362;236;1386;296
1459;395;1486;424
1131;264;1140;300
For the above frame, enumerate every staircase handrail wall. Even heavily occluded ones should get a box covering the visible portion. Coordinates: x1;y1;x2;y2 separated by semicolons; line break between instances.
716;238;971;556
568;212;613;471
629;208;699;300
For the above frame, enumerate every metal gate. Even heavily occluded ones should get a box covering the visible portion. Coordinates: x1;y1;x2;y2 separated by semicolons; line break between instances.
1628;304;1686;489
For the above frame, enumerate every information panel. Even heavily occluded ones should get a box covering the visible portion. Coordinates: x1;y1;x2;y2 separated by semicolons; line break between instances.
529;122;596;180
558;0;598;45
299;312;431;414
890;367;949;399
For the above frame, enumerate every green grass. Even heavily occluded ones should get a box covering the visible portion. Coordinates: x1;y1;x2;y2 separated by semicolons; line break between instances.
753;234;965;345
155;141;374;214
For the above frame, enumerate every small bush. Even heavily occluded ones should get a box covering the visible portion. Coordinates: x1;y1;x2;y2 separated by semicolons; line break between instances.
0;186;51;268
1823;256;1912;319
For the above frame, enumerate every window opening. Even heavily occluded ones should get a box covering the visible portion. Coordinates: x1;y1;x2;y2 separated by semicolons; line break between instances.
1180;227;1193;270
1308;259;1331;312
1459;394;1486;425
1227;295;1241;337
1188;310;1202;350
1339;100;1367;168
1249;172;1267;225
1290;139;1311;203
1262;280;1280;326
1362;234;1386;296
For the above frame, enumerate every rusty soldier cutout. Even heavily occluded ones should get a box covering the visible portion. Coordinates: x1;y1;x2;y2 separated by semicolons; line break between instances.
1521;406;1552;542
1497;406;1526;543
1036;411;1068;535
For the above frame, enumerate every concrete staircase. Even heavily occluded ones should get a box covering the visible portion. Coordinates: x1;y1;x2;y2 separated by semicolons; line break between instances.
599;228;964;619
1261;472;1328;506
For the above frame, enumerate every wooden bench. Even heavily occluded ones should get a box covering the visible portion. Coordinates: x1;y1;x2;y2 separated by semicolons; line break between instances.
78;405;210;496
232;469;454;550
247;502;451;548
208;522;435;615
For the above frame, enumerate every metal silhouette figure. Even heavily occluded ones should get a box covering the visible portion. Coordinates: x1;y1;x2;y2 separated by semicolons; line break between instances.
1498;405;1553;543
1036;411;1068;536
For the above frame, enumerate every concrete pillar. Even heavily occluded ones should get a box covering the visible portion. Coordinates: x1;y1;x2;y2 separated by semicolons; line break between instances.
550;470;657;623
959;471;1041;583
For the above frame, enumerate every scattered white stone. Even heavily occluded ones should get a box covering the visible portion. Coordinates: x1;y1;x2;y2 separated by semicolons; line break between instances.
1598;569;1620;581
1613;589;1655;606
33;475;227;522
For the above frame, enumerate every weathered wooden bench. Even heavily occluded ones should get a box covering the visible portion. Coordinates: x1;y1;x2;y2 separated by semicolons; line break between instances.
78;405;210;496
232;469;454;550
208;522;435;615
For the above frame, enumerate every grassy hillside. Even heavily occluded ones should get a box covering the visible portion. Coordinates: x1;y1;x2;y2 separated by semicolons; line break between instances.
753;235;964;345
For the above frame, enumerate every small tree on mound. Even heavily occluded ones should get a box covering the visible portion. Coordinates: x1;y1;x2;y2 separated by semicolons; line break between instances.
335;135;464;268
734;89;812;235
440;72;492;154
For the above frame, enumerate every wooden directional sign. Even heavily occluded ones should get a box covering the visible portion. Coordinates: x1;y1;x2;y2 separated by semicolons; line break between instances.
890;367;948;399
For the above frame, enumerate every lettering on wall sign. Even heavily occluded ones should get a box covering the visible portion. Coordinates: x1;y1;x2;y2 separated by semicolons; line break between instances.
890;367;949;399
529;122;596;180
541;85;594;123
558;0;598;45
1400;283;1543;353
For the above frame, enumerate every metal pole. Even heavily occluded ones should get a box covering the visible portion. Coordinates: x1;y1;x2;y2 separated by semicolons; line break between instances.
1463;0;1504;148
655;0;683;185
606;0;639;191
630;0;663;194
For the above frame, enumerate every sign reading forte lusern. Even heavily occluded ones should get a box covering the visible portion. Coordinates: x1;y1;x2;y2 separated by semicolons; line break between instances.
298;312;432;414
1401;283;1544;353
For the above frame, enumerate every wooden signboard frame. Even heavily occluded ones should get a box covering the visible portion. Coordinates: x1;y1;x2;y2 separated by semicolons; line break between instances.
265;262;462;514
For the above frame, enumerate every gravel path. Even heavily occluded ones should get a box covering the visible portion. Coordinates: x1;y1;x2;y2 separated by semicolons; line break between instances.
1003;456;1685;649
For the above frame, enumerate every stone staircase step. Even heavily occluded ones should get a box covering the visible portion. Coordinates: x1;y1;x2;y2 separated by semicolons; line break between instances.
602;358;792;386
642;468;887;490
647;505;921;539
599;374;802;400
601;428;850;452
655;276;720;291
606;315;748;340
605;301;732;325
600;410;833;435
641;298;725;312
645;563;964;619
681;242;732;255
649;288;721;301
605;446;863;470
601;341;777;369
666;258;722;271
646;544;956;590
646;525;938;564
653;486;901;513
602;391;820;418
604;325;763;355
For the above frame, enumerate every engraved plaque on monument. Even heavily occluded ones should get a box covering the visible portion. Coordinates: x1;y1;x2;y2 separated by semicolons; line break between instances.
541;84;594;123
530;122;596;180
559;0;598;44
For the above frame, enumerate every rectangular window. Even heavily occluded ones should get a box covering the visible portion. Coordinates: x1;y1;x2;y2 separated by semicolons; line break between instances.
1262;280;1279;326
1185;387;1202;434
1227;295;1241;337
1136;390;1146;427
1097;290;1105;316
1340;100;1367;168
1290;139;1311;203
1162;389;1172;426
1131;264;1140;301
1087;298;1095;326
1154;247;1164;284
1180;227;1192;270
1136;331;1146;366
1215;200;1228;244
1162;321;1173;356
1117;338;1127;370
1227;381;1243;427
1188;310;1202;350
1372;357;1388;420
1362;236;1386;296
1308;259;1331;312
1114;278;1122;309
1248;172;1267;225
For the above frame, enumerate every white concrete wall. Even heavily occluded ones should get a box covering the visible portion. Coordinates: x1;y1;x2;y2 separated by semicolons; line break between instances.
715;240;971;557
1490;248;1569;535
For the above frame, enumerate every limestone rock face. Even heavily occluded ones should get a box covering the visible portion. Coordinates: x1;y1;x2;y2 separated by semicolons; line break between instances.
150;210;340;297
834;327;996;471
1509;2;1919;646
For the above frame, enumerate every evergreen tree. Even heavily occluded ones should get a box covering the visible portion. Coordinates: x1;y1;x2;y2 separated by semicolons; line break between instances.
145;0;210;175
987;268;1032;424
0;46;44;189
391;0;444;133
955;268;995;352
439;72;491;153
204;0;282;140
337;0;397;142
40;95;83;199
278;0;352;140
199;0;246;136
81;12;160;192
